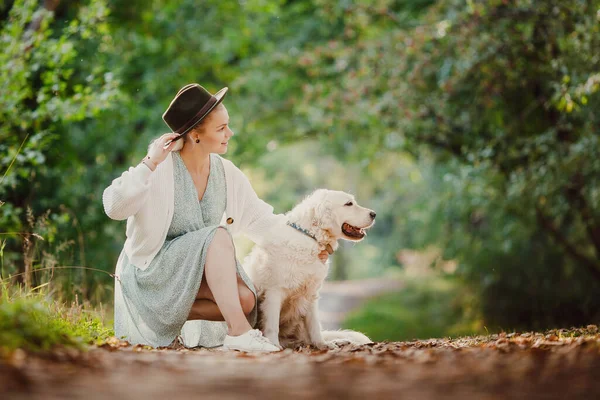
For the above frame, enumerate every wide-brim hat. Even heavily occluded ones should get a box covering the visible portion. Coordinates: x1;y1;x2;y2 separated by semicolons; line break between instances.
162;84;228;136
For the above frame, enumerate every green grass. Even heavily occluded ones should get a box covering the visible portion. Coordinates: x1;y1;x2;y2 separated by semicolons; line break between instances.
343;275;486;342
0;282;113;355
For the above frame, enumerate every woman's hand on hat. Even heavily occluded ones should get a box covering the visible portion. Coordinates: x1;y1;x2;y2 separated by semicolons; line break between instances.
147;133;181;166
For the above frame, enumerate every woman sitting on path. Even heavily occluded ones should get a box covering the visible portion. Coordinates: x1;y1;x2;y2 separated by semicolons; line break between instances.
102;84;330;352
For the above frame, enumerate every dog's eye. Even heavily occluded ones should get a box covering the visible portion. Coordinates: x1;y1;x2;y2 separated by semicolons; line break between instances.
345;201;353;206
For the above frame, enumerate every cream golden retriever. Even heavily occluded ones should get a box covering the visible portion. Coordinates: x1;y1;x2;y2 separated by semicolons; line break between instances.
244;189;376;349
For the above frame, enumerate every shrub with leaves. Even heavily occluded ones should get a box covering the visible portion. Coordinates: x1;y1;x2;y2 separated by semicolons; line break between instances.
0;0;120;282
0;284;113;355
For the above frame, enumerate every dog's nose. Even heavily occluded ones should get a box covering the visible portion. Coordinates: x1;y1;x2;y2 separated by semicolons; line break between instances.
370;211;376;219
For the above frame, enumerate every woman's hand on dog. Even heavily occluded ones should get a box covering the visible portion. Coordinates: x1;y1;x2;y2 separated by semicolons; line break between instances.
318;250;330;264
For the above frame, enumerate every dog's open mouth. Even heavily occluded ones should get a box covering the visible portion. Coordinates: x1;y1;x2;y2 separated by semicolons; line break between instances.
342;222;367;239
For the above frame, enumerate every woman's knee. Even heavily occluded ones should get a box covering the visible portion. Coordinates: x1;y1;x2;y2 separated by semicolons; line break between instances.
239;283;256;315
210;227;234;253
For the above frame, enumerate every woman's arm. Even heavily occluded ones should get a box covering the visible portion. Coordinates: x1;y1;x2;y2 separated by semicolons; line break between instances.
102;163;154;221
234;167;285;246
234;165;331;263
102;133;180;221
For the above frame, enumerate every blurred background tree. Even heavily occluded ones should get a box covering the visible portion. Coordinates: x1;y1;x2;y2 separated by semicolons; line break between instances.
0;0;119;294
1;0;599;339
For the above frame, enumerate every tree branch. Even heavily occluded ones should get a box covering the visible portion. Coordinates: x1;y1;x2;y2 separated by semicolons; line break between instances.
569;179;600;257
26;0;61;32
24;0;61;52
535;205;600;281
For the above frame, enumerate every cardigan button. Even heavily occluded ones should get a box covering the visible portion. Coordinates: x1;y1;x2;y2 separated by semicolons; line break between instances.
226;217;234;225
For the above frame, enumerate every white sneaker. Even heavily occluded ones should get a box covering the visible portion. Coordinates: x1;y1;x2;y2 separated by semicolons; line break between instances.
222;329;281;353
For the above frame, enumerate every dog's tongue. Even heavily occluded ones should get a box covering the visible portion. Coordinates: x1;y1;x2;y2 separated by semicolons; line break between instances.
348;224;361;233
343;223;364;234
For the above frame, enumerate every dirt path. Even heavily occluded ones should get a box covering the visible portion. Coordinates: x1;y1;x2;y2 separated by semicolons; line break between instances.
2;327;600;400
318;278;403;330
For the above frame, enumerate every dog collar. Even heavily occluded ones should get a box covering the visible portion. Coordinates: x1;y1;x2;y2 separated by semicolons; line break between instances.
286;221;334;255
286;221;317;240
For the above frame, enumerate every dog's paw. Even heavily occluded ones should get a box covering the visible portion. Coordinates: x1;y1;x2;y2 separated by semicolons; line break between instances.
328;339;351;348
312;341;333;350
326;340;345;350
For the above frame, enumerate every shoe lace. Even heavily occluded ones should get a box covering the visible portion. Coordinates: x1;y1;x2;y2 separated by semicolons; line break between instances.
248;329;275;346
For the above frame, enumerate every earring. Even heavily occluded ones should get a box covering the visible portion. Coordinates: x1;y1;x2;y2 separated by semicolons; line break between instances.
195;138;200;143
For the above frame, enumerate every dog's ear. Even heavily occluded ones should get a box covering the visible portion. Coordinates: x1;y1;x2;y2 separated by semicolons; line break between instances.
312;193;335;230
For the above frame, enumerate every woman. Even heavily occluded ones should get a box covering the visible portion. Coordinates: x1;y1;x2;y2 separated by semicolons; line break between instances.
103;84;330;352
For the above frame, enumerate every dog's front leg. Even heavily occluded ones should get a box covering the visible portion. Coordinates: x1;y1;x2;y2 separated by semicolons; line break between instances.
260;289;283;349
305;300;327;349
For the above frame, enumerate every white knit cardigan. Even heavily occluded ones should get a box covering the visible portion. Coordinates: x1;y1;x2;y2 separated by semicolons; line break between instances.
102;151;284;271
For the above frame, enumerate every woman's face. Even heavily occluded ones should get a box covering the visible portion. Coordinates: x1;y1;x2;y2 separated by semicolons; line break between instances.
195;104;234;154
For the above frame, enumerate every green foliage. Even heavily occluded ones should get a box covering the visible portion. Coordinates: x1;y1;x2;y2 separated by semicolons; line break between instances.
283;0;600;329
0;0;120;287
418;161;600;330
402;0;600;329
0;283;113;354
401;0;600;260
343;274;484;341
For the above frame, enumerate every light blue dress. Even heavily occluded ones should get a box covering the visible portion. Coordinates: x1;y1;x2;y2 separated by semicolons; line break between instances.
115;151;258;348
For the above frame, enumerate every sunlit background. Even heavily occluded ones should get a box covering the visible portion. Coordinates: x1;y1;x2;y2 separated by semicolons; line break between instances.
1;0;600;345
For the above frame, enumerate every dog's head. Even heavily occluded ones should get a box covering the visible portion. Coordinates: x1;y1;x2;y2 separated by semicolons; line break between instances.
295;189;376;243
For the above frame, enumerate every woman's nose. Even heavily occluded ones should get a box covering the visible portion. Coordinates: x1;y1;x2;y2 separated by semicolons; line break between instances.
228;127;234;137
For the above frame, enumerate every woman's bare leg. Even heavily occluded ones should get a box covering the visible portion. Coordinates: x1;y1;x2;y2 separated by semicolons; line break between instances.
188;275;256;321
198;227;253;336
188;299;222;321
188;274;222;321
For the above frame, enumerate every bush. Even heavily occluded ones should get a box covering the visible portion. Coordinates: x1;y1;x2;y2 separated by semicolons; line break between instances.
343;275;484;342
0;284;113;355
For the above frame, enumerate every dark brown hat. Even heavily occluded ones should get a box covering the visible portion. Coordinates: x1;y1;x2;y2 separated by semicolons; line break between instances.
162;84;228;136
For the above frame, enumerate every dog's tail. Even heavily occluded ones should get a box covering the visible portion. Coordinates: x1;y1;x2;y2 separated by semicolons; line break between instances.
321;329;372;345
